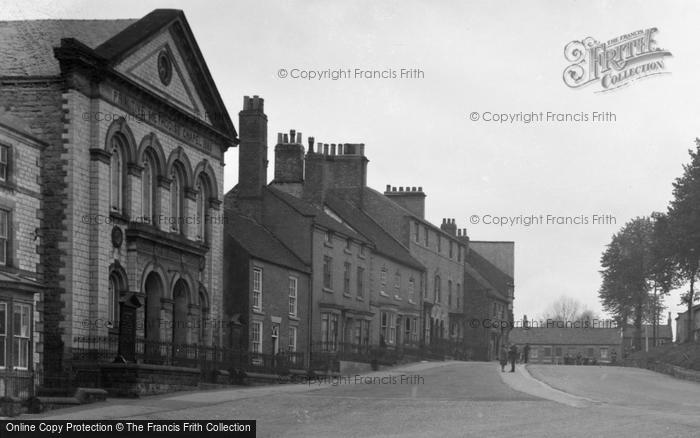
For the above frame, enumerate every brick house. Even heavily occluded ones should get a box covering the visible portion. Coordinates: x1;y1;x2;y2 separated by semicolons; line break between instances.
323;195;424;349
0;110;45;397
225;100;373;361
509;327;622;364
462;243;514;360
223;211;310;366
351;187;467;348
0;10;236;386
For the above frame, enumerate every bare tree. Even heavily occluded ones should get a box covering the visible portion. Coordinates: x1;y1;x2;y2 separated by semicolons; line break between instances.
542;296;590;322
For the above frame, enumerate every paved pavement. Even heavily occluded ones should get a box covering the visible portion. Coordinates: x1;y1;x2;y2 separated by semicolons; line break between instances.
23;361;700;437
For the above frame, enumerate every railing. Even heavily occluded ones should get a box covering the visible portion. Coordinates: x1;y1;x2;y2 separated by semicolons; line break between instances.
0;370;38;399
71;336;308;377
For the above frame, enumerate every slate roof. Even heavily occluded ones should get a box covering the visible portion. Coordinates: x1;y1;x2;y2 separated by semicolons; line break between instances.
463;262;508;302
622;325;673;339
360;186;461;239
509;327;622;346
466;249;513;299
0;18;136;76
94;9;180;61
224;210;308;273
324;195;424;271
265;187;368;244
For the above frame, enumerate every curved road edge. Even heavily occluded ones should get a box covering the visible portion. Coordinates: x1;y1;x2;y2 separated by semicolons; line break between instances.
498;364;601;408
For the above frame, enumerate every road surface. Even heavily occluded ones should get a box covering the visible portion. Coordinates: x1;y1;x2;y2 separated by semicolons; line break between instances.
25;361;700;437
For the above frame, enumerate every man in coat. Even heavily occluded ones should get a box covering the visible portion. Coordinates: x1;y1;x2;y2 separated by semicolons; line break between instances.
508;344;518;372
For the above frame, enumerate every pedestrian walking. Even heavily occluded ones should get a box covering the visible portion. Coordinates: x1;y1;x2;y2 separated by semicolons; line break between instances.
523;343;530;364
499;345;508;372
508;344;518;372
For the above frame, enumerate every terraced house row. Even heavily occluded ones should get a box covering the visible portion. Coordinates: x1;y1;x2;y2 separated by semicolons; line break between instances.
0;8;514;400
223;95;516;372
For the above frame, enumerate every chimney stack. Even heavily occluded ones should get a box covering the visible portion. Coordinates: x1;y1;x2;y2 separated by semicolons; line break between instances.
238;95;267;199
383;185;426;219
441;218;457;236
270;129;306;197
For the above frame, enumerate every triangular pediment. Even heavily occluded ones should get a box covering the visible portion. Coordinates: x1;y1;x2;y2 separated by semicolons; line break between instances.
94;10;235;138
115;30;204;120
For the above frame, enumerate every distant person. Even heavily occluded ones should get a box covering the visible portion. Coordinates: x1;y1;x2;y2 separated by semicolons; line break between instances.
499;345;508;372
508;345;518;372
522;344;531;364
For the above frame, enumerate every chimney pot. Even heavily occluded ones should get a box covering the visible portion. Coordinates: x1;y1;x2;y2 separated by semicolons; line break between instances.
308;137;315;150
290;129;296;141
296;132;302;144
331;144;336;155
392;187;397;192
277;133;283;144
283;133;289;144
386;184;391;192
323;144;329;155
418;186;423;192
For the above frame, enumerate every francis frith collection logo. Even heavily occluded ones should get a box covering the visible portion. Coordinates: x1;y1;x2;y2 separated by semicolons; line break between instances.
563;28;672;92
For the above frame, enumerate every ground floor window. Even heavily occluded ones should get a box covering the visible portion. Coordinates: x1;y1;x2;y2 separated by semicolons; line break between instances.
251;320;262;353
0;302;5;368
0;300;32;371
530;348;538;359
600;347;609;359
555;347;562;357
380;311;396;345
320;312;338;351
288;326;297;352
543;347;552;357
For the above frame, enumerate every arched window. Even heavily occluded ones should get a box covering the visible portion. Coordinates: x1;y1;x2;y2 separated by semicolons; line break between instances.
199;290;209;344
142;157;155;222
110;136;125;212
108;273;120;327
434;275;441;303
170;167;183;233
195;177;208;242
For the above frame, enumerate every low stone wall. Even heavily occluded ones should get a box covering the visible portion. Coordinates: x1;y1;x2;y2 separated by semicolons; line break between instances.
625;360;700;383
100;363;202;397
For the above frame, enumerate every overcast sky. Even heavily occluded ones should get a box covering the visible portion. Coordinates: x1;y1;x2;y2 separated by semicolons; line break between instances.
5;0;699;330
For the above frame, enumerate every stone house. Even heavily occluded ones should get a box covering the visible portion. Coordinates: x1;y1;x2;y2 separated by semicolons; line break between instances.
0;9;237;389
509;327;622;364
0;111;45;398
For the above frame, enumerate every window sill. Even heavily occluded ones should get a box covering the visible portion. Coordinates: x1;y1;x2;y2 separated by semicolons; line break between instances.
343;293;352;299
356;296;364;302
324;242;333;249
393;295;402;301
0;180;16;192
379;291;389;298
343;248;352;255
252;308;264;315
323;287;334;294
288;315;300;321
